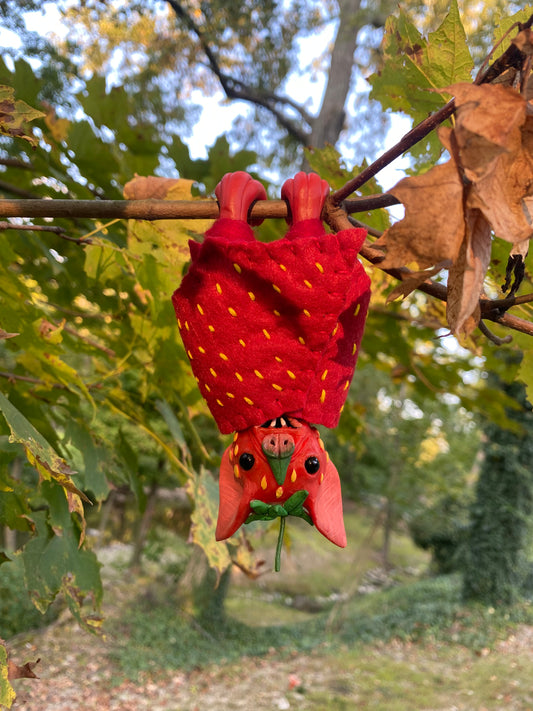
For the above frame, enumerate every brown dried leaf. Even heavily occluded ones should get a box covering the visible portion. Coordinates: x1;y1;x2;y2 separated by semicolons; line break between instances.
449;82;526;181
386;265;444;302
446;208;492;336
123;175;183;200
448;83;533;244
375;160;464;269
512;28;533;56
8;658;40;680
0;328;19;340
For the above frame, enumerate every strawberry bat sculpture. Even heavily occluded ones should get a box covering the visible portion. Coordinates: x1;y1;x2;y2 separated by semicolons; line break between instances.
172;171;370;567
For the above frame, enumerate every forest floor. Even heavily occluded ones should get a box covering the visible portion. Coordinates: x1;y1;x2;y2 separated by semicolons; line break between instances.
6;511;533;710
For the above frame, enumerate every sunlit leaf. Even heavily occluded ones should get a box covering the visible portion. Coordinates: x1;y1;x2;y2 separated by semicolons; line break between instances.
186;467;231;576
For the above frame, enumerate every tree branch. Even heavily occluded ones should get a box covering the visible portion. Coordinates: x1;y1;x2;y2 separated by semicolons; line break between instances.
0;194;399;220
331;14;533;205
166;0;312;145
331;99;456;204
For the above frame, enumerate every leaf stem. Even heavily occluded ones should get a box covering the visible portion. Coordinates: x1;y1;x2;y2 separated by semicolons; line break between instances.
274;517;286;572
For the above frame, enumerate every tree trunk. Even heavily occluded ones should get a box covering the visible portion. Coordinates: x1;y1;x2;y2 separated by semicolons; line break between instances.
178;545;231;630
309;0;363;150
382;497;394;570
130;480;159;568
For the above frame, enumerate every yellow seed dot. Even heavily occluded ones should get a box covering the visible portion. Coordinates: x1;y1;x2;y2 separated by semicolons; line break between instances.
279;264;287;271
303;309;310;317
340;404;345;413
177;318;182;328
233;465;240;479
235;372;243;382
354;303;361;316
332;324;339;336
352;343;357;355
287;370;296;379
216;283;222;294
234;445;239;456
239;339;246;347
321;369;328;381
233;432;238;442
208;324;215;332
254;369;264;379
272;284;281;294
196;303;204;315
194;376;199;382
320;389;326;404
216;399;224;407
219;352;229;361
344;380;350;390
298;337;305;345
276;486;284;498
318;438;325;451
315;261;324;273
228;307;237;317
244;396;254;405
210;367;217;378
198;346;206;354
272;383;283;391
227;392;235;399
275;356;283;363
319;472;324;484
273;309;281;316
260;475;268;490
185;321;190;331
248;291;256;301
205;383;211;392
187;350;193;360
233;263;242;274
304;279;312;289
263;329;271;340
291;469;297;483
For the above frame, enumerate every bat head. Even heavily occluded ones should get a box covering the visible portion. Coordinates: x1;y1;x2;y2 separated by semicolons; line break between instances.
215;416;346;547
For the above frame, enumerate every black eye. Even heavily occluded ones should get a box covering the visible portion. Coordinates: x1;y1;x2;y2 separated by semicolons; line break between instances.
239;453;255;471
304;456;320;474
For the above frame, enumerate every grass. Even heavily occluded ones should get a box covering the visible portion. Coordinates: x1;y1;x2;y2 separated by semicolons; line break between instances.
7;506;533;710
108;507;533;683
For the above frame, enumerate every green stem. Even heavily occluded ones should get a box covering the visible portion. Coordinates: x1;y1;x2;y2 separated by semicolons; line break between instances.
274;516;286;572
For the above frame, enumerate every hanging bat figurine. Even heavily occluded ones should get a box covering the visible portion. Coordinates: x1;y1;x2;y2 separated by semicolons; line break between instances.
172;171;370;569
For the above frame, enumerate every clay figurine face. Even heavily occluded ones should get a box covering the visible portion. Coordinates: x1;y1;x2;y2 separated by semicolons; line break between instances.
215;416;346;547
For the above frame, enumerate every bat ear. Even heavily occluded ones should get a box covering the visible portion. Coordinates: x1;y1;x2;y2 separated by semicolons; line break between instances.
308;457;347;548
215;444;248;541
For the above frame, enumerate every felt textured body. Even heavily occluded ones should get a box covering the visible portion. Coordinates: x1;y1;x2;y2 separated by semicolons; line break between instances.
172;209;370;434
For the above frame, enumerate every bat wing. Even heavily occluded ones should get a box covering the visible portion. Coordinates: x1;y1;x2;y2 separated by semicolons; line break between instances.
306;458;346;548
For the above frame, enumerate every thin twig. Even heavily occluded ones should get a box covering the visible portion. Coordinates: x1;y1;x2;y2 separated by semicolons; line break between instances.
0;221;66;236
330;99;456;205
0;371;66;387
478;320;513;345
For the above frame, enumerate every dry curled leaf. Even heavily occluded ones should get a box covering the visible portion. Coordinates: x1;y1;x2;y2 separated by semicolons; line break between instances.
386;265;444;303
449;83;533;244
446;208;492;336
379;81;533;336
8;658;40;680
375;160;464;269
